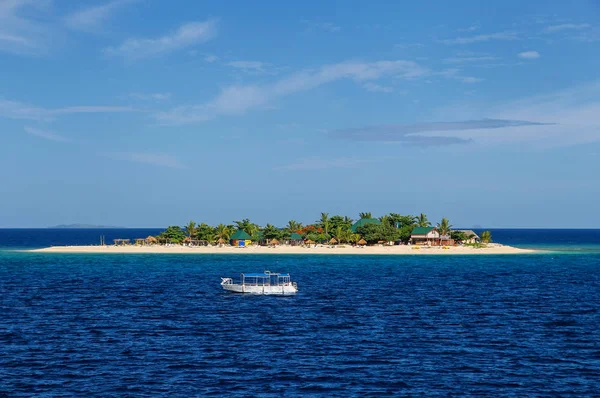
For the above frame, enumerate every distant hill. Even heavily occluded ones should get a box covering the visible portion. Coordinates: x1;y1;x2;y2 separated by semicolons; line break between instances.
49;224;125;229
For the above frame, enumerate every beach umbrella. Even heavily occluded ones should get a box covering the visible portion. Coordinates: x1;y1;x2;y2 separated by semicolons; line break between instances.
357;238;367;246
270;238;280;245
329;237;337;244
305;239;315;244
146;236;158;244
217;238;226;244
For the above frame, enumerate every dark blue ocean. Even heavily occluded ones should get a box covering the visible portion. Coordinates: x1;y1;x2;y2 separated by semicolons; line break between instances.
1;229;599;396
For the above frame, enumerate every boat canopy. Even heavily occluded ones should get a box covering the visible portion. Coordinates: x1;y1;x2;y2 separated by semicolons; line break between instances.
242;272;290;278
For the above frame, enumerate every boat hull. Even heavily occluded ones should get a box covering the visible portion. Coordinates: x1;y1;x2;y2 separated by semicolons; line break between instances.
221;283;298;295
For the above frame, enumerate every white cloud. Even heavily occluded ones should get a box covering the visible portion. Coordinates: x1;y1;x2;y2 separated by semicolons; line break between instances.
157;59;429;124
362;83;393;93
0;0;56;55
24;126;68;142
204;54;218;63
112;152;185;168
104;19;218;59
0;97;136;121
518;51;540;60
275;157;374;171
65;0;137;32
544;23;591;33
459;76;484;83
227;61;267;73
129;92;171;101
439;31;518;45
434;81;600;148
443;55;499;64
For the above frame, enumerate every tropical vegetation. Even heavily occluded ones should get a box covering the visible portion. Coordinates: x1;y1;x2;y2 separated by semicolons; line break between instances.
153;212;488;246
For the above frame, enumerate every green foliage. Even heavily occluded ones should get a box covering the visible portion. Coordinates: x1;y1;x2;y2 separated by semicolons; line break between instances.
185;221;196;238
158;225;186;243
233;218;260;236
356;223;382;244
450;230;468;243
329;215;352;232
416;213;431;227
286;220;303;233
480;231;492;243
195;223;215;242
215;224;231;240
263;224;282;241
316;212;330;235
334;225;352;243
359;212;372;219
437;217;452;236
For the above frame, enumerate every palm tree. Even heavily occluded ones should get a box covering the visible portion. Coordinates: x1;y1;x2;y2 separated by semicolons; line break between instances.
343;216;353;228
480;231;492;243
318;212;330;235
215;224;231;241
437;217;452;236
335;225;351;244
233;218;259;236
185;221;196;238
359;212;372;219
416;213;431;227
286;220;303;233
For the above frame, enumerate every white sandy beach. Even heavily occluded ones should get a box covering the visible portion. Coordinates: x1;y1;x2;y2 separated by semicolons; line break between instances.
31;243;536;255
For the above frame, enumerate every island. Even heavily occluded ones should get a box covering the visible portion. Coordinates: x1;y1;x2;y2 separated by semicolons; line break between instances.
34;212;535;255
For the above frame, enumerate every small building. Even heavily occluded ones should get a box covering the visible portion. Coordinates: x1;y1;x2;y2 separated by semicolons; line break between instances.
230;229;251;247
456;230;480;244
289;233;303;246
410;227;440;246
351;217;382;233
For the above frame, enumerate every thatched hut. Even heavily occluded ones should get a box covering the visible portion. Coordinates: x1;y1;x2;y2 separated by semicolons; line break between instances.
146;236;158;245
305;239;315;245
357;238;367;246
329;237;338;245
217;237;226;246
269;238;280;246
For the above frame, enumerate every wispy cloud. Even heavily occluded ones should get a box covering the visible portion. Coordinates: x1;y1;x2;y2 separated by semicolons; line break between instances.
362;83;393;93
129;92;171;101
204;54;218;63
1;97;136;121
226;61;268;73
443;55;499;64
457;25;480;32
329;119;551;144
65;0;137;32
24;126;68;142
301;20;341;33
104;19;218;59
157;59;429;124
439;68;484;84
275;157;374;171
544;23;591;33
0;0;56;55
112;152;185;168
439;31;518;45
518;51;540;60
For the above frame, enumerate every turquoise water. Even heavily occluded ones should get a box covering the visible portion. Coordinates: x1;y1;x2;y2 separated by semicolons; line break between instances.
1;230;600;395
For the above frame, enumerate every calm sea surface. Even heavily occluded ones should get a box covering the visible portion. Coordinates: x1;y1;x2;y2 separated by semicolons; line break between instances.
1;229;599;396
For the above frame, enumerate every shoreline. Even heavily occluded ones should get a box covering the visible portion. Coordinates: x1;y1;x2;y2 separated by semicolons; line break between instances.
29;243;538;255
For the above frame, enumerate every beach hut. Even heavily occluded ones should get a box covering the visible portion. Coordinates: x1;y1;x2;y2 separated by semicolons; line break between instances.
456;230;480;244
289;232;303;246
351;217;382;233
329;237;338;245
305;239;315;246
269;238;280;246
357;238;367;246
410;227;440;246
230;229;251;247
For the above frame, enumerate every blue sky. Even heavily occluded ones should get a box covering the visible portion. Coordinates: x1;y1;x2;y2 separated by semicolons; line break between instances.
1;0;599;228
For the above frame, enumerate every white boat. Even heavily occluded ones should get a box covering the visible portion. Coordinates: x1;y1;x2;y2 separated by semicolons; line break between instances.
220;271;298;295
